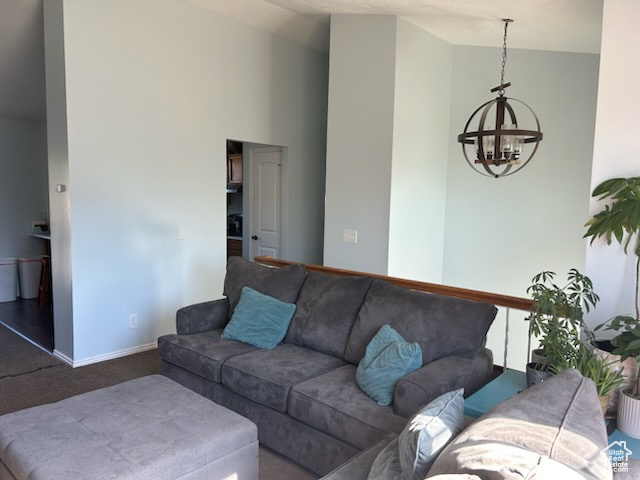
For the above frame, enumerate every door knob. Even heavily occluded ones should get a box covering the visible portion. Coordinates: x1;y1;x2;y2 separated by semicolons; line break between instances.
251;235;259;240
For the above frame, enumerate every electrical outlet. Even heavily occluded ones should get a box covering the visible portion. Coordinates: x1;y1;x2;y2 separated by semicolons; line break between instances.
176;227;185;240
343;229;358;244
129;314;138;329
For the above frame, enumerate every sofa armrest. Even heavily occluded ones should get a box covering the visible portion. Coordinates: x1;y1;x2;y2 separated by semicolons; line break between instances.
393;348;493;418
176;297;230;334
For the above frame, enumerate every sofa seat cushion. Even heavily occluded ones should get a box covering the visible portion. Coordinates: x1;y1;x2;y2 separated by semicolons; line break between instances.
157;329;257;383
345;280;498;365
221;344;346;412
426;369;612;480
320;433;398;480
223;256;307;315
366;437;402;479
284;272;373;358
289;364;407;450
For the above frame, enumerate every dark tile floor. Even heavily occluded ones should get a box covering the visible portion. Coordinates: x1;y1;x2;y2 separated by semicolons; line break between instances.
0;298;54;351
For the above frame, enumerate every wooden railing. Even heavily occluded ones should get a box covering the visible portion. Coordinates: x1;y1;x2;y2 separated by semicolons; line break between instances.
254;256;534;370
254;256;533;311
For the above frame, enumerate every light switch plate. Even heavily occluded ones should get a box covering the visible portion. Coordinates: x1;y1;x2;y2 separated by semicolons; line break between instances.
343;229;358;244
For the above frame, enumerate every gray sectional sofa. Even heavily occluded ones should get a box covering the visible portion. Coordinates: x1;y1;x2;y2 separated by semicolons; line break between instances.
323;368;624;480
158;257;498;475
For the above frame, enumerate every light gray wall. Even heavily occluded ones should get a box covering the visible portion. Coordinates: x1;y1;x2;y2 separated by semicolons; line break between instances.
585;0;640;330
444;47;599;294
43;0;73;359
46;0;328;364
443;47;599;367
388;19;452;282
0;118;48;259
324;15;454;279
324;15;397;273
322;16;599;369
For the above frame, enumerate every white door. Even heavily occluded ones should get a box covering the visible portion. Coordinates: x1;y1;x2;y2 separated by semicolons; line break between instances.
249;147;282;260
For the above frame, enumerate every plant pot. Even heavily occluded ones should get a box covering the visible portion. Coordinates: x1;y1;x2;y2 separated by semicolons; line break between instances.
526;362;552;388
617;389;640;438
587;340;638;413
530;348;547;366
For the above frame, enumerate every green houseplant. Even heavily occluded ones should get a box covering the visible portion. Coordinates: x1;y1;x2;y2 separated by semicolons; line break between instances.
526;269;599;386
585;178;640;386
584;177;640;437
552;343;624;414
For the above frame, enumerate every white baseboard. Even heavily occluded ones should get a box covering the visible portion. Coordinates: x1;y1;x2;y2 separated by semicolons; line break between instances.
59;343;157;368
53;349;73;366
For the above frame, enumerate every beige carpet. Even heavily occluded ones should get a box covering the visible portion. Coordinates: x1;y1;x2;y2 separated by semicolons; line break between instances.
0;327;318;480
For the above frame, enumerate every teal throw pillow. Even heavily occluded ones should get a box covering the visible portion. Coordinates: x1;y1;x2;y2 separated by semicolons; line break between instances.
221;286;296;349
398;388;464;480
356;324;422;406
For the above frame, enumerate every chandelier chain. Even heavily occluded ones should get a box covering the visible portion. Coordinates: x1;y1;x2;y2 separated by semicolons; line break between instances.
499;19;511;96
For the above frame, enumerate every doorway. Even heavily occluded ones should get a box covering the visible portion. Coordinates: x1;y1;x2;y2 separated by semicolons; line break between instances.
225;141;283;262
226;141;244;260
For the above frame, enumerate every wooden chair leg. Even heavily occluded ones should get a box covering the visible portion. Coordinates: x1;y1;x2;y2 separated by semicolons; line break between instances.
38;256;51;310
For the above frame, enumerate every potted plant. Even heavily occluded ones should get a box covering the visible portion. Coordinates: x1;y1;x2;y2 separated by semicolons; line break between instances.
526;269;599;386
584;177;640;436
552;344;624;415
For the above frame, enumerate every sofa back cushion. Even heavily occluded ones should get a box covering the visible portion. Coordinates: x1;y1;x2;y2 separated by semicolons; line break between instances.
284;272;373;358
344;280;498;365
223;257;306;316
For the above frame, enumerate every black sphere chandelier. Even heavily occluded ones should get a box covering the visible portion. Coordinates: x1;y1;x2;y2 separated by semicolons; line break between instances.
457;19;543;178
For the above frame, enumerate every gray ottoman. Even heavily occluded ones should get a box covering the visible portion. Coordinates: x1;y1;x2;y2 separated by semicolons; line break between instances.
0;375;258;480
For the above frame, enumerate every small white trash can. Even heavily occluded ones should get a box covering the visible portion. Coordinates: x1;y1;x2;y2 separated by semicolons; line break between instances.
0;257;18;302
17;256;43;300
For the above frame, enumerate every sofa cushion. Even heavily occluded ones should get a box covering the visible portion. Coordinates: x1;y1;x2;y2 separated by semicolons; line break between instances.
223;257;306;316
426;369;612;480
221;287;296;349
393;349;493;418
221;344;345;412
398;388;464;480
356;325;422;406
320;433;398;480
285;273;373;358
362;389;464;480
345;280;497;365
367;437;402;480
157;329;257;383
289;364;407;450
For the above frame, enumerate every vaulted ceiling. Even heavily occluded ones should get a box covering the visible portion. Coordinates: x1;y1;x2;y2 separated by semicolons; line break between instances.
0;0;603;121
183;0;603;54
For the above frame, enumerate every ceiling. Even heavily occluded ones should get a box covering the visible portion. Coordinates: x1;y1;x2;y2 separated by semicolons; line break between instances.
0;0;603;122
184;0;604;53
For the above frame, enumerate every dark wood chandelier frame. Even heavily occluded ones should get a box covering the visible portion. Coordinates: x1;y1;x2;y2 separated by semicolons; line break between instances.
457;19;543;179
